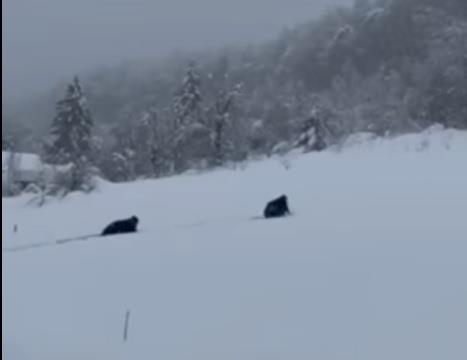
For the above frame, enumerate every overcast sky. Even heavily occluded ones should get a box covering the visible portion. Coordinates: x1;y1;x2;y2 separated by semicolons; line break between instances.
3;0;350;102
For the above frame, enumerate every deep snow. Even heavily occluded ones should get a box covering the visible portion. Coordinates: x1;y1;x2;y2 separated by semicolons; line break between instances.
3;128;467;360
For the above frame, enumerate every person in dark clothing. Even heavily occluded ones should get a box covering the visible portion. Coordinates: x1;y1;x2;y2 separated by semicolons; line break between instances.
263;195;291;218
102;216;139;236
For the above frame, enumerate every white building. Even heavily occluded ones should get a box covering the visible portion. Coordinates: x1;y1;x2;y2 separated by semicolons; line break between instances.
3;152;43;183
2;151;54;195
2;151;74;196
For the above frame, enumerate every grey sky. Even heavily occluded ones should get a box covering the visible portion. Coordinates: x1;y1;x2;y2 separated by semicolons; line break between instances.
3;0;350;102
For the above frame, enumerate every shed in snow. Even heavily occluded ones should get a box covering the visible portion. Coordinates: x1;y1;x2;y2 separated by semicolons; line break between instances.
2;152;44;186
2;152;73;195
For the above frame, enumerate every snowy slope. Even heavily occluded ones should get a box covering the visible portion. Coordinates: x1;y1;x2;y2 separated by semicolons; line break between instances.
3;128;467;360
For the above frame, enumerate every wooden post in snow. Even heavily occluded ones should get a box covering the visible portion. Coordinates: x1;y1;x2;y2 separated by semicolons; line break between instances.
123;309;131;342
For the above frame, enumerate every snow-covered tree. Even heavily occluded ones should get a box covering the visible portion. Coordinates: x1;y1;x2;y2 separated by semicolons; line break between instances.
210;84;241;165
170;61;207;172
44;77;95;193
132;108;173;178
248;119;270;155
4;0;467;183
109;152;134;182
294;106;328;152
208;57;242;166
172;61;203;127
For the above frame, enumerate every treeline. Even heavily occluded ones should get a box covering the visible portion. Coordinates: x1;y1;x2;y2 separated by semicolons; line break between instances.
3;0;467;191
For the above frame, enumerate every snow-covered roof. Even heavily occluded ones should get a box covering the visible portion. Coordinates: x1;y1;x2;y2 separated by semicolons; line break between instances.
3;152;73;185
2;152;45;184
2;152;43;172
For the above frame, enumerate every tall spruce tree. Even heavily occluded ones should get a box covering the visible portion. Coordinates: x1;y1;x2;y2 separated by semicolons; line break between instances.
211;84;241;166
172;61;203;127
45;77;94;192
170;61;204;172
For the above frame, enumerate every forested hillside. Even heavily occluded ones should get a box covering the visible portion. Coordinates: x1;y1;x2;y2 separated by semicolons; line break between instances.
3;0;466;184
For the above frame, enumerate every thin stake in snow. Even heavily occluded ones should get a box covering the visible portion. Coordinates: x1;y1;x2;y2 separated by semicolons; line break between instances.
123;309;131;342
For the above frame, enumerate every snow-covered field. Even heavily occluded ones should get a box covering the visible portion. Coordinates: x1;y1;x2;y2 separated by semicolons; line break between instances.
3;128;467;360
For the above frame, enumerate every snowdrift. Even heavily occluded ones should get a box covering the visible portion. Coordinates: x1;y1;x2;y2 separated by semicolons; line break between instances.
3;127;467;360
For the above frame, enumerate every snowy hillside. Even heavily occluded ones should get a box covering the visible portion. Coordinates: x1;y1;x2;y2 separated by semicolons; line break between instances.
3;128;467;360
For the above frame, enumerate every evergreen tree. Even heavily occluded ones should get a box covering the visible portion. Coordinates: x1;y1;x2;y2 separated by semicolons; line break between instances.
208;57;242;166
172;61;203;127
170;61;205;172
46;77;94;164
133;109;162;177
294;106;328;152
211;84;241;166
45;77;95;192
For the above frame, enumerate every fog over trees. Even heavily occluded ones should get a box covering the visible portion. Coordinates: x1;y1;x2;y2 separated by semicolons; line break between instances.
3;0;466;193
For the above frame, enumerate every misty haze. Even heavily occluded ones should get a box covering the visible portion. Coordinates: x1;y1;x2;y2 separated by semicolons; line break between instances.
3;0;349;101
3;0;467;359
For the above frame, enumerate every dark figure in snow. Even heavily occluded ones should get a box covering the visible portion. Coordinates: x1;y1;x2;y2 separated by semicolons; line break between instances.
264;195;291;218
102;216;139;236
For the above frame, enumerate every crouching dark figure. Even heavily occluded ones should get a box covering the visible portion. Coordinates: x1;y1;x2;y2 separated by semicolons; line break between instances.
102;216;139;236
264;195;291;219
